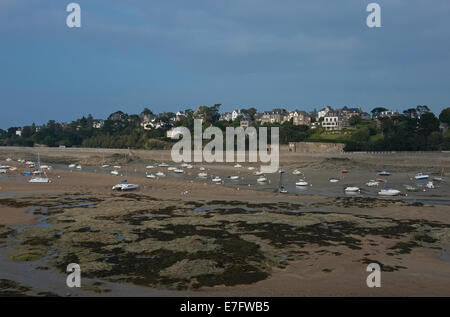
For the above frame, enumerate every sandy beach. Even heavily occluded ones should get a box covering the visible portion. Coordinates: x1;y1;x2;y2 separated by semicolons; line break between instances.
0;147;449;296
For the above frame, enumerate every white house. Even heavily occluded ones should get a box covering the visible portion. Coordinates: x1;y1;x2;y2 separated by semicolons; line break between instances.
232;109;242;121
318;106;333;119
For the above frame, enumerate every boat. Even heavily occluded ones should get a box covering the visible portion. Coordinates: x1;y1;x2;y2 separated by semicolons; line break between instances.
376;178;387;183
257;176;268;183
112;184;139;191
378;171;391;176
295;179;308;186
146;165;155;169
146;173;156;179
433;177;444;182
254;171;263;176
68;164;76;168
341;169;350;174
155;172;166;177
167;166;176;171
198;172;208;178
292;169;302;175
29;153;49;183
405;185;418;192
185;164;193;169
279;186;288;193
173;168;184;173
9;167;17;171
234;164;242;168
158;163;169;167
0;165;10;169
29;177;50;183
102;164;110;168
415;173;429;180
426;181;435;189
378;188;401;196
228;175;240;180
329;178;340;183
111;170;119;176
5;158;12;162
248;167;255;171
113;165;121;169
199;167;206;171
212;177;222;183
0;169;7;174
366;180;379;187
75;165;82;170
345;186;360;192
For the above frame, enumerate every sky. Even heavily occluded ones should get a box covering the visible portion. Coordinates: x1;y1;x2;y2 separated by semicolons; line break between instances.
1;0;450;129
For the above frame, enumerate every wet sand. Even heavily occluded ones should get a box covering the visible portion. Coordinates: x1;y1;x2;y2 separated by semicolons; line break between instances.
0;147;449;296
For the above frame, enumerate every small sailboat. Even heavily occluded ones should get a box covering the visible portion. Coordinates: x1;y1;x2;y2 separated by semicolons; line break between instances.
155;172;166;177
68;164;76;168
29;153;49;183
378;171;391;176
146;173;156;179
279;186;288;193
295;179;308;186
111;170;119;176
253;171;263;176
414;173;429;180
212;176;222;183
234;164;242;168
345;186;360;192
173;168;184;173
248;167;255;171
292;169;302;175
75;165;82;170
158;163;169;167
146;165;155;169
228;175;240;180
329;177;340;183
198;172;208;178
112;184;139;191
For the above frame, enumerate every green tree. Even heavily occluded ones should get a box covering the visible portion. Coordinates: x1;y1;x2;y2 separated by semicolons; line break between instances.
439;107;450;125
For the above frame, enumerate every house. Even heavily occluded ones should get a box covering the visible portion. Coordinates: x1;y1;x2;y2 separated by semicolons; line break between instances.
379;110;399;118
219;112;233;122
166;128;179;138
322;112;348;131
317;106;333;119
175;111;186;122
340;106;362;119
240;120;250;128
288;110;311;126
15;129;22;137
261;108;287;124
92;120;104;129
232;109;242;121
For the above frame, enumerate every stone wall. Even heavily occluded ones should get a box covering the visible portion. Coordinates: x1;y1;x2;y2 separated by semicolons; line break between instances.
287;142;345;153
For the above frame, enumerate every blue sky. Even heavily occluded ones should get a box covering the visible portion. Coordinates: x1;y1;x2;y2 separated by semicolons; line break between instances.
1;0;450;129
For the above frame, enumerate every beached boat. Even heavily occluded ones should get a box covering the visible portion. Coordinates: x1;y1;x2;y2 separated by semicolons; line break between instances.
167;166;176;171
257;176;268;183
102;164;110;168
378;188;401;196
234;164;242;168
228;175;240;180
433;177;444;182
111;170;119;176
254;171;263;176
9;167;17;171
415;173;429;180
29;177;50;183
0;169;7;174
329;177;340;183
405;185;418;192
426;181;435;189
279;186;288;193
378;171;391;176
112;184;139;191
199;167;206;171
292;169;302;175
146;165;154;169
248;167;255;171
146;173;156;179
158;163;169;167
75;165;82;170
198;172;208;178
296;179;308;186
345;186;360;192
0;165;10;169
366;180;379;187
155;172;166;177
212;177;222;182
68;164;76;168
341;169;349;174
173;168;184;173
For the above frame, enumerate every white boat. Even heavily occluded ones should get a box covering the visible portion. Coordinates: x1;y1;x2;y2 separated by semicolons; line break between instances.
5;158;12;162
378;171;391;176
102;164;110;168
146;173;156;179
198;172;208;178
155;172;166;177
433;177;444;182
199;167;206;171
145;165;155;169
426;181;435;189
32;170;42;175
292;169;302;175
279;186;288;193
112;184;139;191
0;169;7;174
234;164;242;168
29;177;49;183
296;179;308;186
378;189;401;196
75;165;82;170
415;173;429;180
25;161;34;165
173;168;184;173
212;177;222;182
0;165;10;169
248;167;255;170
68;164;76;168
253;171;263;176
329;178;340;183
113;165;121;169
167;166;176;171
345;186;360;192
366;180;379;187
158;163;169;167
185;164;193;169
257;176;268;183
228;175;240;180
9;167;17;171
111;170;119;176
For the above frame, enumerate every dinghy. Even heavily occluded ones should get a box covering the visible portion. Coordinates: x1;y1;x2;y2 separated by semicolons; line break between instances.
212;177;222;183
378;188;401;196
257;176;268;183
329;178;340;183
228;175;240;180
198;172;208;178
366;180;379;187
345;186;360;192
296;179;308;186
155;172;166;177
111;170;119;176
146;173;156;179
378;171;391;176
112;184;139;191
292;169;302;175
415;173;429;180
173;168;184;173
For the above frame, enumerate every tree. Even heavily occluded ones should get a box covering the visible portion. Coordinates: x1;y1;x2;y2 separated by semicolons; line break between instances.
371;107;388;118
439;107;450;125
